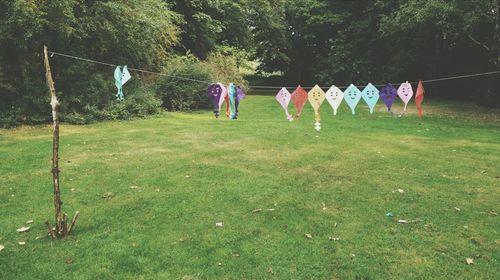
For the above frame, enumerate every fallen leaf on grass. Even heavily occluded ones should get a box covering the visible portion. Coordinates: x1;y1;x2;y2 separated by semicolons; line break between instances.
305;233;313;239
26;220;33;224
66;257;74;264
465;258;474;265
101;192;114;199
215;222;223;227
267;267;274;274
397;220;409;224
35;235;48;240
391;189;405;194
16;226;30;233
185;175;191;179
0;245;4;252
252;208;262;213
18;242;26;245
129;186;139;189
454;207;461;212
322;203;327;210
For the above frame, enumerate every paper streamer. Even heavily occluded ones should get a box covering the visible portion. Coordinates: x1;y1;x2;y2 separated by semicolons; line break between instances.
275;87;293;122
207;83;224;118
228;83;237;119
291;85;308;119
397;81;413;116
415;80;425;117
343;84;362;115
361;83;380;114
379;83;398;116
325;85;344;116
308;85;326;131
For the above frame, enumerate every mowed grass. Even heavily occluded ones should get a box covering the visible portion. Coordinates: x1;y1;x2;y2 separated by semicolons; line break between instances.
0;93;499;279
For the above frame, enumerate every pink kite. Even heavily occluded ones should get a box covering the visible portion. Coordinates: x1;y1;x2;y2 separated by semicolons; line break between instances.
415;80;425;118
397;81;413;116
291;85;308;119
275;87;293;122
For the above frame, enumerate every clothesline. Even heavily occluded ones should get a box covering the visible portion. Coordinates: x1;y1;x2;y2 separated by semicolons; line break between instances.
48;50;500;90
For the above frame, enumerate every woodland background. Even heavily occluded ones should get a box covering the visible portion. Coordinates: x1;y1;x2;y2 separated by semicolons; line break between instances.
0;0;498;126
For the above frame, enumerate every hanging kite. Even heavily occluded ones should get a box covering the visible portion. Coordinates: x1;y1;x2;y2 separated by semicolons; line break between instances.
397;81;414;116
325;85;344;116
207;83;224;118
114;65;131;101
275;87;293;122
291;85;308;119
361;83;380;114
343;84;362;115
217;82;228;117
308;85;326;131
235;86;246;119
379;83;398;116
228;83;237;119
415;80;425;118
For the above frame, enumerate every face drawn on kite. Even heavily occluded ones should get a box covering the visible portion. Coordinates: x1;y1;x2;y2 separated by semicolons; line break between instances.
308;85;326;109
397;81;413;104
207;83;224;118
343;84;362;115
325;85;344;115
379;83;397;113
308;85;326;131
275;87;293;121
361;83;380;114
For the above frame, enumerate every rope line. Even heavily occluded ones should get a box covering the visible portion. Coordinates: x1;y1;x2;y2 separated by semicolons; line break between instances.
49;51;212;84
49;50;500;90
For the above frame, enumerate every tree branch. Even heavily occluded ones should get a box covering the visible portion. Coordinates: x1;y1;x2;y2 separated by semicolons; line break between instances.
467;34;490;52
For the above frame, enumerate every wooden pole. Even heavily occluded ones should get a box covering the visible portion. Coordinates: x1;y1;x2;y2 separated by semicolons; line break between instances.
43;46;79;238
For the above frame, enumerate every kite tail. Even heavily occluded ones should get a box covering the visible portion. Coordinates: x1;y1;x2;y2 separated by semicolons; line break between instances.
399;104;408;117
417;106;423;118
314;112;321;131
333;109;337;116
285;110;293;122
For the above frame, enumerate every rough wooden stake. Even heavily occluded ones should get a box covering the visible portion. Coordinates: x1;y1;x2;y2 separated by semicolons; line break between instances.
44;45;79;238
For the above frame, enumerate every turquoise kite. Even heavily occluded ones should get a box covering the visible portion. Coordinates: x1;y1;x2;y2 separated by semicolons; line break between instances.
228;83;237;119
361;83;380;114
114;65;131;101
343;84;362;114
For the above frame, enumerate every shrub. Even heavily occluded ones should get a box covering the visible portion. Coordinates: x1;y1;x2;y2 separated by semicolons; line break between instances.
156;55;212;111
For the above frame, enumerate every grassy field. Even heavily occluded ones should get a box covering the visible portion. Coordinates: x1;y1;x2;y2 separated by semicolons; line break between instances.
1;93;499;279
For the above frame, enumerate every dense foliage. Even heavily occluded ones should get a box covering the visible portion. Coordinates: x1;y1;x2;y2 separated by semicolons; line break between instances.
0;0;498;126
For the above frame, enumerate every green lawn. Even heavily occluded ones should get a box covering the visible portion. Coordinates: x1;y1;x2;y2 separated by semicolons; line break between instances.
1;94;499;279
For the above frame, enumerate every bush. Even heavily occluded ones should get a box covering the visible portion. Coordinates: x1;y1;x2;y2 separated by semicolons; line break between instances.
61;83;162;124
156;55;212;111
155;52;249;112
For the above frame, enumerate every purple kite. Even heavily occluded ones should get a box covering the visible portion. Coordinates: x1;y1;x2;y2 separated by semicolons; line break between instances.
235;86;246;119
207;83;225;118
379;83;398;116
